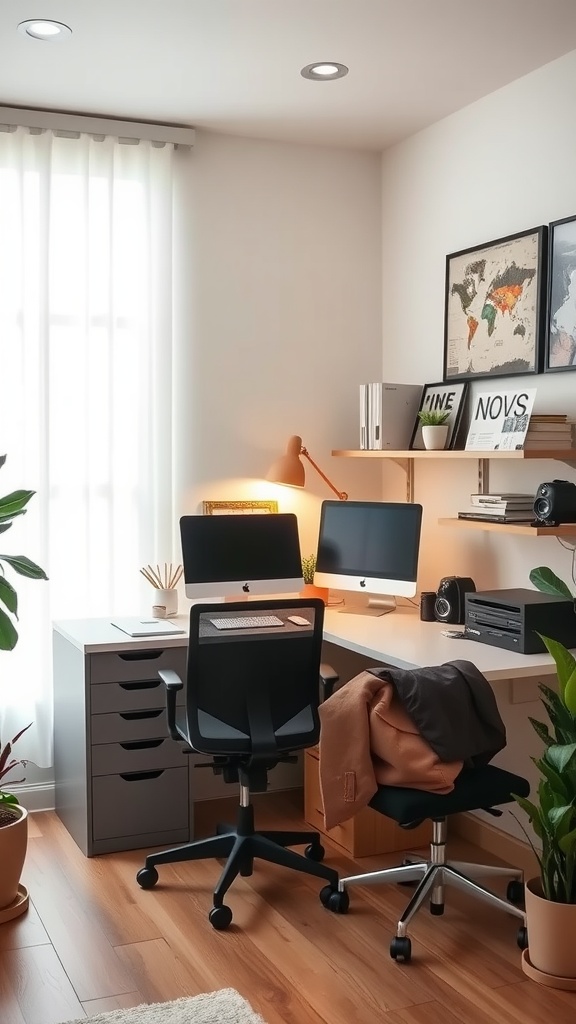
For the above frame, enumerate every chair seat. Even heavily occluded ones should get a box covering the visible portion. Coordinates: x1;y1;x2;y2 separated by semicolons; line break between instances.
368;764;530;824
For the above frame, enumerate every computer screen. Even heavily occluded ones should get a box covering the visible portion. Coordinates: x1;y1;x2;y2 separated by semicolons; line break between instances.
180;513;303;598
314;500;423;615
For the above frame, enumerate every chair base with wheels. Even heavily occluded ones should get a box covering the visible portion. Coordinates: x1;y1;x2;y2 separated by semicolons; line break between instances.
137;780;339;929
320;764;530;962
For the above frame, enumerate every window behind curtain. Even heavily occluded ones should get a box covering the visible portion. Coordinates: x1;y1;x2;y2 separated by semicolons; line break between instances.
0;128;176;767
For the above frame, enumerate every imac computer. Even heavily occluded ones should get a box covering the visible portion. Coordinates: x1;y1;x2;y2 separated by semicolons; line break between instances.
180;513;303;599
314;500;423;615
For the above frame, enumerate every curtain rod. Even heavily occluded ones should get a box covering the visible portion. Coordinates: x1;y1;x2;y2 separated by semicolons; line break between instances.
0;106;195;147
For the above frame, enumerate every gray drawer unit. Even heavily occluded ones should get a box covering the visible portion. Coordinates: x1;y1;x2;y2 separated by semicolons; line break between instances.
91;738;186;776
53;626;192;856
91;678;185;715
92;767;189;840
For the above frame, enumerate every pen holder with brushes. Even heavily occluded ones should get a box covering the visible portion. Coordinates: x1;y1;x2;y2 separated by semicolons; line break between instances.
140;563;183;619
152;588;178;619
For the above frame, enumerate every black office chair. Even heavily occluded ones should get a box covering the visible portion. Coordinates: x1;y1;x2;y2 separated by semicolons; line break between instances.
136;598;340;929
318;679;531;962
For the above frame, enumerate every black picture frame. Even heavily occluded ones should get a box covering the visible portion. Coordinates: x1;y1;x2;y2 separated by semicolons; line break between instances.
545;214;576;373
409;381;469;451
443;225;547;383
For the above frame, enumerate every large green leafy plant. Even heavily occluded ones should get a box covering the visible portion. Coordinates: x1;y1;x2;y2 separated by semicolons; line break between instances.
512;566;576;903
0;454;48;651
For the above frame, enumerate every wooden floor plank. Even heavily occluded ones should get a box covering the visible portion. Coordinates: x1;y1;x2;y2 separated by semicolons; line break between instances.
0;945;84;1024
13;805;576;1024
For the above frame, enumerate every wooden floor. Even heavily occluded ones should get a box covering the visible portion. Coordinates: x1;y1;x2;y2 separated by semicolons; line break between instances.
2;792;575;1024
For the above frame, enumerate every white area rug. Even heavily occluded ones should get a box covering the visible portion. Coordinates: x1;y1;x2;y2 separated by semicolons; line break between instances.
63;988;267;1024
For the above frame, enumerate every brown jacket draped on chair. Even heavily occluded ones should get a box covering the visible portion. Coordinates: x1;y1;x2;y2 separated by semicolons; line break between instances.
318;660;506;830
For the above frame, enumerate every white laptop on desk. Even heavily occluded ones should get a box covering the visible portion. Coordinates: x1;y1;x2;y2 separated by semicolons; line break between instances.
111;617;186;638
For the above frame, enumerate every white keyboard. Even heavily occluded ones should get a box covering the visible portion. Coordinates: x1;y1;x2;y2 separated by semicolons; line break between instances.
209;615;284;630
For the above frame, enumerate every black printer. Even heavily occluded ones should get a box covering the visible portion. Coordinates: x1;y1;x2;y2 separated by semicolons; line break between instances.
464;588;576;654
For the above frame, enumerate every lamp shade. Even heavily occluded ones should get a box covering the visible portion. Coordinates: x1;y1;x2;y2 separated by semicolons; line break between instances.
266;435;305;488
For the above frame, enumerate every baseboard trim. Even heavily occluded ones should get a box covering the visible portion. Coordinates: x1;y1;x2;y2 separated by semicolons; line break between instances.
9;782;55;813
452;813;539;879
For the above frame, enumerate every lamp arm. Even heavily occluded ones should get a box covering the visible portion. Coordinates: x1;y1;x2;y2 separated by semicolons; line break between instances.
301;447;348;501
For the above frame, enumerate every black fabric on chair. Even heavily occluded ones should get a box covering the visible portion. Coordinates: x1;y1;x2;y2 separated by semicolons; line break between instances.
369;764;530;823
136;598;339;929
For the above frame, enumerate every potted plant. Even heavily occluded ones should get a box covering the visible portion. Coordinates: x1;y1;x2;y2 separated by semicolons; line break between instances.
0;724;32;922
300;554;328;604
417;408;450;450
0;454;47;922
512;564;576;987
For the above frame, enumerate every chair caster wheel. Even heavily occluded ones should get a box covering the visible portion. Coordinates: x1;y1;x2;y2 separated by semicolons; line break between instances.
517;926;528;950
507;880;525;904
430;901;444;915
209;904;233;930
390;936;412;962
305;842;325;862
319;885;349;914
136;866;158;889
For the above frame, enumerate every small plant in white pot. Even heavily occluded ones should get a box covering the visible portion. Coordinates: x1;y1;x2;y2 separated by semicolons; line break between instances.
417;409;450;450
0;454;48;923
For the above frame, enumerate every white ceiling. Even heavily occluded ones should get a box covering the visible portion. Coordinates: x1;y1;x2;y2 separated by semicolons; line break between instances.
2;0;576;151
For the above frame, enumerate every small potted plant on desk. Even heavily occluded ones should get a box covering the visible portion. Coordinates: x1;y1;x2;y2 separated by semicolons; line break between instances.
512;565;576;988
299;554;328;605
417;408;450;450
0;454;48;922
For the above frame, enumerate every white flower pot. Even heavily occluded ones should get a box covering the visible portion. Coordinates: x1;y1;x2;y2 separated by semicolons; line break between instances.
421;424;449;450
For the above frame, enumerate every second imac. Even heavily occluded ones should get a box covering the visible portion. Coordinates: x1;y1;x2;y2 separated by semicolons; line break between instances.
314;500;423;615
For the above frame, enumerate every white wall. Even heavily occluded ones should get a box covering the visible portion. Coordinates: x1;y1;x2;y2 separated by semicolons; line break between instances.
379;48;576;595
379;48;576;841
173;131;384;556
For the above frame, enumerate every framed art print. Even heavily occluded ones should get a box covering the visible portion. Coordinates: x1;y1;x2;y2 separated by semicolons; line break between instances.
443;225;547;382
545;214;576;372
409;381;469;450
202;500;278;515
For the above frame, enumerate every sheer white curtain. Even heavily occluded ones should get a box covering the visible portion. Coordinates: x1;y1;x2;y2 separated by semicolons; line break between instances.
0;127;177;766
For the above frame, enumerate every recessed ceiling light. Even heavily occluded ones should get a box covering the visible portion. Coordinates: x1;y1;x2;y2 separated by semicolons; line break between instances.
17;20;72;41
301;62;348;81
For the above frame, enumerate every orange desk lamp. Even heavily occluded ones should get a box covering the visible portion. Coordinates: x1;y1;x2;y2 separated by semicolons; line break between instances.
266;435;348;500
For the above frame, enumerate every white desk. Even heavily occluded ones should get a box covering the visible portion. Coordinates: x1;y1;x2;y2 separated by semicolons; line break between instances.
55;607;561;680
322;605;561;682
53;610;559;858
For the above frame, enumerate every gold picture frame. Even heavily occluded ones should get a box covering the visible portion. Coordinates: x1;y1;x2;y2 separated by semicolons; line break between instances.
202;500;279;515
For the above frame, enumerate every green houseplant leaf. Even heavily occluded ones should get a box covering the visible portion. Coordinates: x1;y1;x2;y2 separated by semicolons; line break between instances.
518;564;576;902
0;456;48;652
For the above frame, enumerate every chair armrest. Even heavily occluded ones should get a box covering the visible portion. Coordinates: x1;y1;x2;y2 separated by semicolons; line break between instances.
158;669;183;741
319;663;339;701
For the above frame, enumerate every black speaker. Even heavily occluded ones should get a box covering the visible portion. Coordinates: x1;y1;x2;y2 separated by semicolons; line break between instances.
434;576;476;625
533;480;576;525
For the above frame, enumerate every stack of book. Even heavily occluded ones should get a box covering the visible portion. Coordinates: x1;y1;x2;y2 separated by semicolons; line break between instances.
524;414;574;450
458;493;535;523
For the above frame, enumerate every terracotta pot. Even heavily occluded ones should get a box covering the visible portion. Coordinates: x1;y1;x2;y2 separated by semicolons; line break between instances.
0;804;28;911
524;877;576;984
299;583;329;605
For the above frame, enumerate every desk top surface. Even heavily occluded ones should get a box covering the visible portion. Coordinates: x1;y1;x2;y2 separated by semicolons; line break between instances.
53;606;560;682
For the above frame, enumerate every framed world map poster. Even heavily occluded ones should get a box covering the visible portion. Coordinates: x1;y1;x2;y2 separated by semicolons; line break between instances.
545;214;576;372
443;225;547;382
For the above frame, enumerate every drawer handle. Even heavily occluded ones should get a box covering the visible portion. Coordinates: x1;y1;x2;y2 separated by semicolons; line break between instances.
120;739;165;751
118;650;164;662
119;769;164;781
120;709;163;721
119;680;161;691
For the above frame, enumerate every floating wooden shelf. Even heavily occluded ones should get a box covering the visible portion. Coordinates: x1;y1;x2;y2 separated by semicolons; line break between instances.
438;517;576;537
331;448;576;501
332;449;576;460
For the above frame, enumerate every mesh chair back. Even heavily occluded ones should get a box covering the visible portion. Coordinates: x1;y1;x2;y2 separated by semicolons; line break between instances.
185;598;325;757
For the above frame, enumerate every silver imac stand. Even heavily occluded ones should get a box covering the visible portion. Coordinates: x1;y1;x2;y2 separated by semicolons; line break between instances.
339;595;397;617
